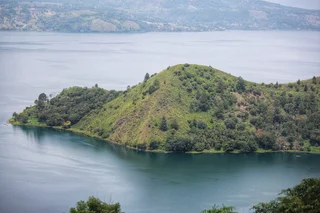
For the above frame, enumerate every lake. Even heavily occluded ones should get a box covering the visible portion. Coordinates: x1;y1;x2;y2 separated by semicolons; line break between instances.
0;31;320;213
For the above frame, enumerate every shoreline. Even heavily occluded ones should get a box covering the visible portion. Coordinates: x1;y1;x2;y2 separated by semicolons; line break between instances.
1;29;320;35
9;121;320;155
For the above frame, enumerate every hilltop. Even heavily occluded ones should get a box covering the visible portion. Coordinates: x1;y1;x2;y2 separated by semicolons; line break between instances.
11;64;320;153
0;0;319;32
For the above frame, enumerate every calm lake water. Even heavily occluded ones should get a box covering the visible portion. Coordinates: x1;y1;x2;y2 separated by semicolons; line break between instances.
0;31;320;213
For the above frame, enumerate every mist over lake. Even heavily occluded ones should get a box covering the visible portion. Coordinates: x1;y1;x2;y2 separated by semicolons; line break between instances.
0;31;320;213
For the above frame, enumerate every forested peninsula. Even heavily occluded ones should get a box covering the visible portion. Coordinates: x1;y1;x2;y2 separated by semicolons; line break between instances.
11;64;320;154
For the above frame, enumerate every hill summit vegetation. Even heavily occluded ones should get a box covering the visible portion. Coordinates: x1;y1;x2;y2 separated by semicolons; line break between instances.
11;64;320;153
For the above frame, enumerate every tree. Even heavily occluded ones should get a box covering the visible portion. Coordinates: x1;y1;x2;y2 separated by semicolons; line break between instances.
202;205;238;213
38;93;48;102
297;79;301;85
12;112;18;119
312;76;317;84
69;196;123;213
171;119;179;130
95;83;98;88
197;121;207;129
236;77;246;93
144;73;150;82
17;113;28;124
147;79;160;94
160;116;168;131
165;137;194;152
225;118;237;130
256;132;277;150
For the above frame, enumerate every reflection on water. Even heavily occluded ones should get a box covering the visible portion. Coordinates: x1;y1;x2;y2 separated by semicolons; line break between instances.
0;120;320;213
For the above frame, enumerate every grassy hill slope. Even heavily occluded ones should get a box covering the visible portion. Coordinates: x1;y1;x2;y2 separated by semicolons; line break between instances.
11;64;320;153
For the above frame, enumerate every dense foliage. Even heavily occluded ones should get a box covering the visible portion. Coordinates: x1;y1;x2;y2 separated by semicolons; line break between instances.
162;64;320;153
13;86;120;127
70;196;123;213
252;178;320;213
12;64;320;153
201;178;320;213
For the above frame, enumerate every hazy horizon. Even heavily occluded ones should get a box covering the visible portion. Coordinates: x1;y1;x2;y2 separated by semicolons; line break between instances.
265;0;320;10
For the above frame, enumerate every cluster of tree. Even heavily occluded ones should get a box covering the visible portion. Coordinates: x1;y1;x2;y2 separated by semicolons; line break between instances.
201;205;238;213
252;178;320;213
70;178;319;213
168;65;320;153
202;178;320;213
13;86;121;127
164;125;259;153
70;196;123;213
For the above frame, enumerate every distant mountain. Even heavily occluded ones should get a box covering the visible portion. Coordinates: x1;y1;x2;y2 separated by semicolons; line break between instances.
11;64;320;154
0;0;319;32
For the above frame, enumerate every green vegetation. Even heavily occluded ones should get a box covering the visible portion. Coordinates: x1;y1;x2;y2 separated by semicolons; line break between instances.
252;178;320;213
71;178;320;213
202;178;320;213
201;205;237;213
12;86;120;127
11;64;320;153
70;196;123;213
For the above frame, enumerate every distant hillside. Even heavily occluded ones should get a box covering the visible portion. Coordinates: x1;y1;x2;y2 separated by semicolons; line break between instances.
0;0;319;32
11;64;320;153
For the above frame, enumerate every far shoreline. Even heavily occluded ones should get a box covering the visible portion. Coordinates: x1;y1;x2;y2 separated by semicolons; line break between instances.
1;29;320;35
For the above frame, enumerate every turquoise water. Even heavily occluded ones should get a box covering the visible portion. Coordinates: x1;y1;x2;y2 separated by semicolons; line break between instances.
1;126;319;213
0;31;320;213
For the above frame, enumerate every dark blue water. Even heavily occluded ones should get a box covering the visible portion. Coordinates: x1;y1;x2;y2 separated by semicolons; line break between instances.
0;31;320;213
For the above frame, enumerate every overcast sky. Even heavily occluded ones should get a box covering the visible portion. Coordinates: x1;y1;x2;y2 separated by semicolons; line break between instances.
265;0;320;10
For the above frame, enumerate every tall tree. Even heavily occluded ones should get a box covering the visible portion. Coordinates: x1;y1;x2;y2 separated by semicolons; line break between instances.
144;73;150;82
312;76;317;84
38;93;48;102
236;77;246;93
160;116;168;131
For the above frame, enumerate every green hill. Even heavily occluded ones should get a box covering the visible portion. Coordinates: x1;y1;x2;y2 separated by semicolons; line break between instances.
11;64;320;153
